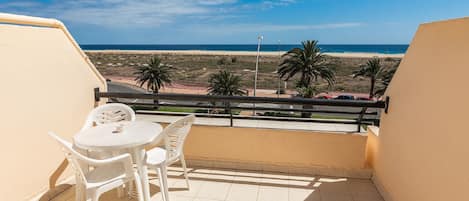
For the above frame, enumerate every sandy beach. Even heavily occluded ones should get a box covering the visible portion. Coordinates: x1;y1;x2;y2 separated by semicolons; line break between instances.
85;50;404;58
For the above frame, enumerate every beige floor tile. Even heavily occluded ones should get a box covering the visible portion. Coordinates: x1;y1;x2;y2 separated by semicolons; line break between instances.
259;171;290;187
225;183;259;201
317;180;353;201
316;180;350;194
204;168;237;181
348;180;384;201
262;171;290;180
153;195;193;201
288;174;317;187
257;186;289;201
289;173;316;180
189;168;235;182
289;188;321;201
168;179;205;198
320;194;353;201
193;198;220;201
196;181;232;200
232;170;263;184
234;170;263;177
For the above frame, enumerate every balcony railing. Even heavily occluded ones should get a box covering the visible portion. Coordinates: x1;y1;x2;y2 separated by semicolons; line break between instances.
94;88;388;132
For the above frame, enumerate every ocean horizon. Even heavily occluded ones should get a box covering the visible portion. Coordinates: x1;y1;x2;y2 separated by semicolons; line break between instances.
80;44;408;54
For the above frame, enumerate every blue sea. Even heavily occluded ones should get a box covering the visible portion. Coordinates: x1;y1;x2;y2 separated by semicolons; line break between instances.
80;44;408;54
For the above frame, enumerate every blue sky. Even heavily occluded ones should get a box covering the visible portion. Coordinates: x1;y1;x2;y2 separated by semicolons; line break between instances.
1;0;469;44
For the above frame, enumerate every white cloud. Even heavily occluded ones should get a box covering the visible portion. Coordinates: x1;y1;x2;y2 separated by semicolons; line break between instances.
0;0;241;27
187;22;364;33
197;0;238;5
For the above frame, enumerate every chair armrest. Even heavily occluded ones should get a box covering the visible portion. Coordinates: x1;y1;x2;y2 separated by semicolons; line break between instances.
76;153;136;178
75;152;133;167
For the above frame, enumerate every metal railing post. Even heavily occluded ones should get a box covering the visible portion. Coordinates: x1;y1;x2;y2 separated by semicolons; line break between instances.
229;103;233;127
357;107;368;132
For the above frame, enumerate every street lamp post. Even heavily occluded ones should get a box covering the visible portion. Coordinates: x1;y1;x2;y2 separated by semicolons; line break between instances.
277;40;281;98
253;35;263;115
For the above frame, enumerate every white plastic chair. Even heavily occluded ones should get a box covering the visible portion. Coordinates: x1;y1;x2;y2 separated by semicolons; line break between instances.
82;103;136;131
145;114;195;201
80;103;137;198
80;103;136;165
49;132;144;201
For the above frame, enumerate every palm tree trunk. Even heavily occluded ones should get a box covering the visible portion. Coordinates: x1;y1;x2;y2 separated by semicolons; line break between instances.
224;102;230;114
153;91;159;109
369;78;376;99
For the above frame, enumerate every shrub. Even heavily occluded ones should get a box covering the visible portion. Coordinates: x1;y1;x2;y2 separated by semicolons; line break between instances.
217;57;228;65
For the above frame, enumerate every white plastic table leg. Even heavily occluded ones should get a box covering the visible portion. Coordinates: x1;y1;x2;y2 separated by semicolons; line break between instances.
134;147;151;201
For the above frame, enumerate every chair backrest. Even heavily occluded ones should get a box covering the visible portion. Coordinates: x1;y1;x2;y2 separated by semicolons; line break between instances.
49;132;134;187
82;103;136;131
161;114;195;162
48;132;89;184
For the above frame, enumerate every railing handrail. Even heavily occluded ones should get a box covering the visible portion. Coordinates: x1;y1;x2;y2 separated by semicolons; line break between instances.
95;90;386;108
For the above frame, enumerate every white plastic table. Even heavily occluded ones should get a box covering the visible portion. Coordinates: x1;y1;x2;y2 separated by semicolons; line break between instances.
74;121;163;201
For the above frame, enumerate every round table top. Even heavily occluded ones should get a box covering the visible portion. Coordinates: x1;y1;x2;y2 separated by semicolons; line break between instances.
74;121;163;151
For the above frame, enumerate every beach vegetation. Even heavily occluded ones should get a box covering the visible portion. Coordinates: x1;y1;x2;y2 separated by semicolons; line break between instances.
353;57;383;98
208;70;246;96
278;40;335;89
231;57;237;63
134;56;172;94
296;86;317;98
89;52;401;94
208;70;246;113
296;85;317;117
217;57;228;65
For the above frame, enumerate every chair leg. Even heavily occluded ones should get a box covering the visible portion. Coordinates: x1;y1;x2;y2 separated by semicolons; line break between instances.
75;174;86;201
88;191;100;201
160;165;170;201
156;167;167;201
133;173;145;201
127;181;134;198
180;155;190;189
117;185;124;198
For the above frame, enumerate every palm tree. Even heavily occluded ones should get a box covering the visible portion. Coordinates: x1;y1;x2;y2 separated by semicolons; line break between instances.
134;57;172;108
278;40;335;89
353;57;383;98
134;57;172;93
208;70;246;113
208;70;246;96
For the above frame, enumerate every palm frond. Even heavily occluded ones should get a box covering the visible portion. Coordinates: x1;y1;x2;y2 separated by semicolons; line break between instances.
277;40;335;88
134;56;172;93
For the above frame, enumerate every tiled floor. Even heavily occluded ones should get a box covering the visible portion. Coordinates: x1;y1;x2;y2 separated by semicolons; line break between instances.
51;166;384;201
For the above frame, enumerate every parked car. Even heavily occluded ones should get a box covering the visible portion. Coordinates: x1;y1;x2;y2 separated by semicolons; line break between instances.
334;95;355;100
356;97;371;101
316;95;333;99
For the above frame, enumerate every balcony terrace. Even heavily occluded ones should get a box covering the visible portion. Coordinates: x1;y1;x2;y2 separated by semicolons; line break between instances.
2;13;469;201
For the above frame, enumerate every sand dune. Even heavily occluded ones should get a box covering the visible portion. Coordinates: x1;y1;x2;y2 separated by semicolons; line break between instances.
85;50;404;58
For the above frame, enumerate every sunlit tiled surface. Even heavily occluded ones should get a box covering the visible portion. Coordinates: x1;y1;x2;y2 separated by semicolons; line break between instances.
52;166;384;201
